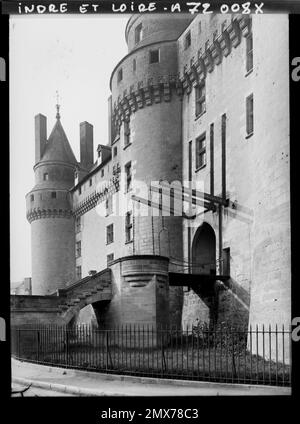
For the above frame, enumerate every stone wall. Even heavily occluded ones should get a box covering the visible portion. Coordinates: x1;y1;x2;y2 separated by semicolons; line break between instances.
179;14;290;331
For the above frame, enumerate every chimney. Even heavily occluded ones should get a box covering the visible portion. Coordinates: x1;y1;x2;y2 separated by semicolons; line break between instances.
80;121;94;170
35;114;47;163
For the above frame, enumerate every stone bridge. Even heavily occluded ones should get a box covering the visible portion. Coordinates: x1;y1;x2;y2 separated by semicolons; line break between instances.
11;269;112;326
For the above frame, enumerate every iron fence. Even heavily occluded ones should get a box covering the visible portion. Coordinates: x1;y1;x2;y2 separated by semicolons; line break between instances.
11;324;291;386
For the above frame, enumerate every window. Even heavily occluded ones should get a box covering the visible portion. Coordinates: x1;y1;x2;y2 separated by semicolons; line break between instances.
101;169;104;177
124;120;131;146
133;58;136;72
188;141;192;182
149;49;159;64
135;23;143;44
113;146;118;157
246;33;253;73
76;241;81;258
195;83;206;117
107;253;114;266
75;216;81;233
89;178;92;187
246;94;254;136
195;133;206;170
125;211;133;243
184;31;191;50
51;191;56;199
221;21;227;33
125;162;132;193
198;22;202;36
43;173;49;181
106;224;114;244
223;247;230;276
76;266;82;280
79;186;82;195
117;68;123;83
106;196;113;216
30;194;34;202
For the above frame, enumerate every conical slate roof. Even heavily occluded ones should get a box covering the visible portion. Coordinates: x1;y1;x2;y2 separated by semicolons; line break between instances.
40;117;78;166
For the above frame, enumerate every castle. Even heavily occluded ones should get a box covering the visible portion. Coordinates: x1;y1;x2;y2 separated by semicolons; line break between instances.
18;14;290;334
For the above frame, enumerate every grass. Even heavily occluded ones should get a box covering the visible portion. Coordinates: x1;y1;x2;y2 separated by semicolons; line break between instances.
15;339;291;386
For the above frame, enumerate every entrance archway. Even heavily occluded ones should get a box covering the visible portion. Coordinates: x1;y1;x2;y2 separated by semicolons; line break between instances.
192;222;216;275
190;222;218;326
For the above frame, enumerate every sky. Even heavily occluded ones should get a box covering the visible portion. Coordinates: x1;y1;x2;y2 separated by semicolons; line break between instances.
10;14;129;282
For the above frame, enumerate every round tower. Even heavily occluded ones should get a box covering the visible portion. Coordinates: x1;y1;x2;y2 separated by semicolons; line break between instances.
110;14;194;326
26;105;77;295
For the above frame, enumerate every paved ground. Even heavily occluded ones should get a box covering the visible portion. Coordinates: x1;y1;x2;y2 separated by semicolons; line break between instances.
11;358;291;397
11;382;75;397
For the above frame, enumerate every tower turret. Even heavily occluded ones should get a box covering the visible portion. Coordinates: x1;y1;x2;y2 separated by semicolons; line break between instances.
26;104;78;295
109;14;194;327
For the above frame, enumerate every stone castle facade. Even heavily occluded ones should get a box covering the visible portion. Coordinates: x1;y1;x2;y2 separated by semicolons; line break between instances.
25;14;290;331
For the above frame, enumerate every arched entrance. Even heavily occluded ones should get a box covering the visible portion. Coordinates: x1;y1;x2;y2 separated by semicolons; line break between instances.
192;222;216;275
190;222;218;326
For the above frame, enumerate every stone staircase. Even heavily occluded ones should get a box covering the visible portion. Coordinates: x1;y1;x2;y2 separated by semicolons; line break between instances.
55;269;112;322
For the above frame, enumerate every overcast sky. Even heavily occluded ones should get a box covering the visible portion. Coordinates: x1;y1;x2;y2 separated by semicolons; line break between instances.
10;15;128;282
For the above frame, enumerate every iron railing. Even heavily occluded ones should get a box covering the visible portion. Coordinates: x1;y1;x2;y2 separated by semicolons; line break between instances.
11;324;291;387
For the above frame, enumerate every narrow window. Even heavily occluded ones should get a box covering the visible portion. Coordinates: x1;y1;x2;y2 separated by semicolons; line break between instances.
149;49;159;64
79;186;82;195
89;178;92;187
198;22;202;36
195;82;206;117
75;216;81;233
101;169;104;177
185;31;191;50
76;241;81;258
125;162;132;193
246;94;254;136
125;211;133;243
107;253;114;266
124;120;131;146
188;141;192;182
117;68;123;83
221;21;227;33
133;58;136;72
113;146;118;157
246;33;253;73
30;194;34;202
43;173;48;181
76;266;82;280
51;191;56;199
223;247;230;276
135;23;143;44
106;196;113;216
195;133;206;170
106;224;114;244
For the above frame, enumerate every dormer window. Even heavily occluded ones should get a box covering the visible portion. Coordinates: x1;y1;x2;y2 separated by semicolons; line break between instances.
135;23;143;44
43;173;48;181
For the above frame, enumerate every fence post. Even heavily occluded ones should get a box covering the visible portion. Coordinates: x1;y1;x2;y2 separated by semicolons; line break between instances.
37;329;40;362
106;331;109;370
